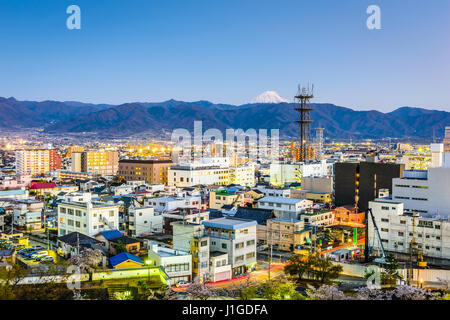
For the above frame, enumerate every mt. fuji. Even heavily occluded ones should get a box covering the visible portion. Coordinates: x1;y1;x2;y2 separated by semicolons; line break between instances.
251;91;289;104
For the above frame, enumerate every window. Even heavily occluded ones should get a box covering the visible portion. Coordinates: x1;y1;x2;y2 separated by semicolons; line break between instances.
398;232;404;236
246;252;255;259
246;240;255;246
67;219;74;226
200;240;208;247
381;218;389;223
109;211;115;217
400;220;406;224
235;255;244;263
75;221;80;228
381;206;389;211
381;228;389;232
235;242;244;249
221;243;227;249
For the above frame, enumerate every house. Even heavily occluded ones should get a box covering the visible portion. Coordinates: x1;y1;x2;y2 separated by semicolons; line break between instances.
256;196;313;220
266;218;311;251
234;207;275;246
110;252;143;269
147;242;192;285
109;235;141;255
333;205;365;227
300;210;335;227
57;231;104;258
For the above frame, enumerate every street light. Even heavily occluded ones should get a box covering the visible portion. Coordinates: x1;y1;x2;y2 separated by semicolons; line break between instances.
145;259;152;282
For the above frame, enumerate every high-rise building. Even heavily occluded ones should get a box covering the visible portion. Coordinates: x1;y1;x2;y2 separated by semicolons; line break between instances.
72;151;118;176
334;161;405;211
118;159;173;184
15;149;61;176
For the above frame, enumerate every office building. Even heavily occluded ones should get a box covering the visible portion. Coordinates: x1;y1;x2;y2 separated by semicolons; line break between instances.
118;159;173;184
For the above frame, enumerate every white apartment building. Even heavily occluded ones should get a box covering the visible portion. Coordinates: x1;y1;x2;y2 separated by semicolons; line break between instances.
58;200;120;237
13;200;44;231
257;196;313;220
144;195;202;213
229;164;255;187
147;242;192;285
168;164;229;187
202;217;257;277
255;186;291;198
269;160;333;187
128;206;162;237
172;222;210;282
368;198;450;263
392;167;450;216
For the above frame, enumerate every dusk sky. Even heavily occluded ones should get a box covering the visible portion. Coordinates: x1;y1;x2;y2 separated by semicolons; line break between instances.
0;0;449;112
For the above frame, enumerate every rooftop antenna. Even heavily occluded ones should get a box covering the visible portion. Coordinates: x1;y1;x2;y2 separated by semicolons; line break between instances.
294;83;314;162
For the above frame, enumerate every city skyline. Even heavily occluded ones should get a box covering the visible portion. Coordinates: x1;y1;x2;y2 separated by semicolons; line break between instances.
0;0;449;112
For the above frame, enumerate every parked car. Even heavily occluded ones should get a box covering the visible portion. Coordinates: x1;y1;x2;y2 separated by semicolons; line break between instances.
176;280;190;287
30;251;48;259
35;256;53;263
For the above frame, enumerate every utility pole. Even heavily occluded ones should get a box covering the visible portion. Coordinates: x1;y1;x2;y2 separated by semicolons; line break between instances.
268;223;273;281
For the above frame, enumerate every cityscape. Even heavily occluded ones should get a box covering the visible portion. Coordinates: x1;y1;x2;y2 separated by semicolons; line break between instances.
0;0;450;310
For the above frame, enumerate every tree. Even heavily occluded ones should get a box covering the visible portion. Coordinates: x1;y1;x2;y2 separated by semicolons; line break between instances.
381;254;399;287
306;285;348;300
67;248;104;273
185;281;217;300
309;255;343;284
284;254;311;282
258;276;306;300
141;285;177;300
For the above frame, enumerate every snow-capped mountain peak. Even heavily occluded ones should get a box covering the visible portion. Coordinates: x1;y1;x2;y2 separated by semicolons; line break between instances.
251;91;289;104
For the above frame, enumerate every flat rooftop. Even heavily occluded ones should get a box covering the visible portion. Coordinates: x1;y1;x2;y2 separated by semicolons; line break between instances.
258;196;306;204
202;217;257;230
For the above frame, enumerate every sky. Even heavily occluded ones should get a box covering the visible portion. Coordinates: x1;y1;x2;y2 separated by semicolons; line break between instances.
0;0;449;112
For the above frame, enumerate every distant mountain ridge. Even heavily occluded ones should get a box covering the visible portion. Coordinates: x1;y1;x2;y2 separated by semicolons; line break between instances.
0;96;448;139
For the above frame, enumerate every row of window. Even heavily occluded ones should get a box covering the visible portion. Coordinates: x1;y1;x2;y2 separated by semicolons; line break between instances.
235;252;255;263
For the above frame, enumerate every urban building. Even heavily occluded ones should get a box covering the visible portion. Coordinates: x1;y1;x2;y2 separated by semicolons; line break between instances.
300;209;335;227
269;160;333;187
209;190;244;210
128;206;162;237
118;159;173;184
368;198;450;266
72;151;119;176
147;242;192;285
256;196;313;220
202;217;257;277
391;167;450;216
266;218;310;251
15;149;61;176
334;161;405;211
57;200;120;237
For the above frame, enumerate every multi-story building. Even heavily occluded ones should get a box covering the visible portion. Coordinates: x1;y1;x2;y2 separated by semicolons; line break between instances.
391;167;450;216
202;217;257;277
147;242;192;285
368;198;450;266
256;196;313;220
57;200;120;237
13;199;44;231
15;149;61;176
300;210;335;227
49;170;92;182
127;206;162;237
144;195;202;213
266;218;310;251
172;222;210;282
118;159;173;184
209;190;244;210
162;208;209;235
334;161;405;211
72;151;118;176
333;205;365;227
228;164;255;187
168;163;229;187
269;160;333;187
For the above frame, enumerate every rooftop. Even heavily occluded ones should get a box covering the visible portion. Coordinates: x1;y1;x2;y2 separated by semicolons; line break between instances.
258;196;306;205
202;217;257;230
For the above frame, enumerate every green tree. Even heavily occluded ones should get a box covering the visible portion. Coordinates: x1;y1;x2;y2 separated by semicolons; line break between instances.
284;254;311;282
381;254;399;287
309;255;343;284
259;277;306;300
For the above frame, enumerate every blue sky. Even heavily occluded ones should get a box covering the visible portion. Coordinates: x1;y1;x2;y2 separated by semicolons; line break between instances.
0;0;449;112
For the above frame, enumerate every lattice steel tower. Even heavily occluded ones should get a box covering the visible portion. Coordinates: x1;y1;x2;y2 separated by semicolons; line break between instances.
294;84;314;161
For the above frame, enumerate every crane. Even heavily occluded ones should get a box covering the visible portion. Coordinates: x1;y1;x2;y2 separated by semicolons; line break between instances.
365;208;387;264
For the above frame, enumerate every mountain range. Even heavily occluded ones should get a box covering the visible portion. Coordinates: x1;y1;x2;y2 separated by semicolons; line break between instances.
0;96;448;139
